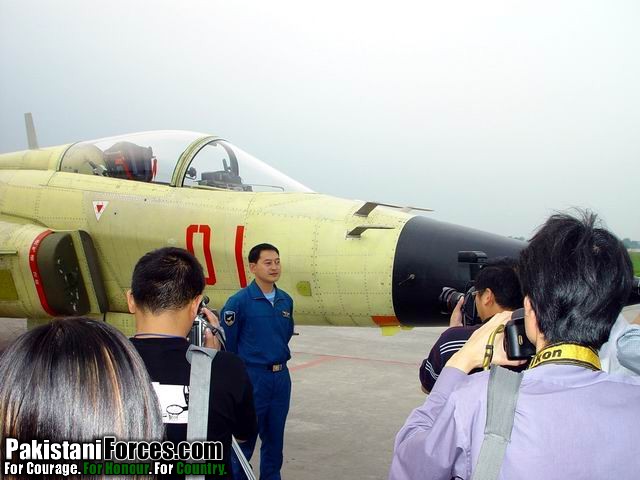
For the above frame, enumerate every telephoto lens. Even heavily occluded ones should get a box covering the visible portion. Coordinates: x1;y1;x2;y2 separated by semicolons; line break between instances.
439;287;464;314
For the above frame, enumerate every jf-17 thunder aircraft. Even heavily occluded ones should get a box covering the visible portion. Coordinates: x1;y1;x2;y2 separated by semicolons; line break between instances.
0;114;530;336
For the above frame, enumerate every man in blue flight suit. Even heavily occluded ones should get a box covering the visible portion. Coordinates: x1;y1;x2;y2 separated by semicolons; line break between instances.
222;243;294;480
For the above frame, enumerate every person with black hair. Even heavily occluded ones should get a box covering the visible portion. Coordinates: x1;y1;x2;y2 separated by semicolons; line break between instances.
221;243;294;480
128;247;256;480
419;257;523;393
0;318;163;480
390;212;640;480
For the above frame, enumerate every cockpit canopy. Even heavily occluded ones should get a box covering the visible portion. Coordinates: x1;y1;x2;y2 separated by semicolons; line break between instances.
60;130;312;193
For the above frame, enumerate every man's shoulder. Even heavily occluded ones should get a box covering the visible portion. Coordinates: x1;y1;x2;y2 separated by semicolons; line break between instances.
278;288;293;303
131;337;189;357
214;349;246;364
210;351;251;395
212;350;249;374
434;326;478;351
601;370;640;387
281;290;293;303
448;364;640;403
225;287;252;305
446;367;491;404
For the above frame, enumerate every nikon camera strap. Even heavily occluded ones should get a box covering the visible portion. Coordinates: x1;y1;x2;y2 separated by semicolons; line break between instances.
528;343;600;371
471;365;523;480
185;345;256;480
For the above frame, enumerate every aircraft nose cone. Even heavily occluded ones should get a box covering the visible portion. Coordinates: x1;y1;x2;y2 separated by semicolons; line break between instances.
392;216;526;326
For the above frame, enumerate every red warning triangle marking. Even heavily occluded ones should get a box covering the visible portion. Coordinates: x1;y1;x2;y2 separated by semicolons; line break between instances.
92;201;109;221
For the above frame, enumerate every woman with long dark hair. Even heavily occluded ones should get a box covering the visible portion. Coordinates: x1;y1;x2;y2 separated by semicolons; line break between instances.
0;318;164;478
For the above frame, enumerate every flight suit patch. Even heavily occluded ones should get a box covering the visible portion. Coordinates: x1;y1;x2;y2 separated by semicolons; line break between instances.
224;311;236;326
282;310;291;318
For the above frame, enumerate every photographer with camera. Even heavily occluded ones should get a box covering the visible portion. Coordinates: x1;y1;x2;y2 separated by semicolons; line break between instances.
420;257;523;393
390;212;640;480
128;247;257;480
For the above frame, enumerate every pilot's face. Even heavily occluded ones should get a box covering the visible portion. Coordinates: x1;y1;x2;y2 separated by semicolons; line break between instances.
250;250;281;285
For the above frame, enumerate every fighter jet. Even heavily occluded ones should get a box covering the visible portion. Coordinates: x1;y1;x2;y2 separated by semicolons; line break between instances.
0;114;526;335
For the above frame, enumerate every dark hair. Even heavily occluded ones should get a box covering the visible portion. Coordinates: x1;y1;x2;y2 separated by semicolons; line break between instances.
131;247;205;313
475;257;523;310
519;211;633;349
0;318;163;463
248;243;280;264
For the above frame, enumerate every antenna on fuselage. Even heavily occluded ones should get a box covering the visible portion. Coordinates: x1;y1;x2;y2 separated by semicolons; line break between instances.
24;112;39;150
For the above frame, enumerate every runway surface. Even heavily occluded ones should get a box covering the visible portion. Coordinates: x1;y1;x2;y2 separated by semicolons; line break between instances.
282;325;444;479
1;303;638;479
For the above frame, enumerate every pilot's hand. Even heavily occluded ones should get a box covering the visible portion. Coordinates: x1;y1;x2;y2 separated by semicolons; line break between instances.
446;311;527;373
449;297;464;327
203;308;222;350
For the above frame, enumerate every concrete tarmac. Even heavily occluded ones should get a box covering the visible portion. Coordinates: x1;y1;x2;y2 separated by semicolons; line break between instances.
0;318;27;351
282;325;445;479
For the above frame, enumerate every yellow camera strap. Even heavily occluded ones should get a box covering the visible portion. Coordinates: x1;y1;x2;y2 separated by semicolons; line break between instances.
483;330;601;372
528;343;601;371
482;325;505;370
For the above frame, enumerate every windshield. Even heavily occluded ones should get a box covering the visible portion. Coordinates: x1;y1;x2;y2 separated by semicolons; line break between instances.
60;131;205;184
183;140;312;193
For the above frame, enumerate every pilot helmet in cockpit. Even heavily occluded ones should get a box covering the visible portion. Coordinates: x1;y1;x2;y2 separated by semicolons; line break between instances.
103;141;156;182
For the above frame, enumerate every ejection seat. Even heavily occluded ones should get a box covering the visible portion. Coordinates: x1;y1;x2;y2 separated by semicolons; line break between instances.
103;141;156;182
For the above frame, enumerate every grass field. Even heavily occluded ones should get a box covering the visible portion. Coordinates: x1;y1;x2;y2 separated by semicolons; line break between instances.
631;251;640;276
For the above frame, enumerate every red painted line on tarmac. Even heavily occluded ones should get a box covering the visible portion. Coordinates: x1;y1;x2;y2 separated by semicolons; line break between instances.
291;351;419;371
289;355;338;371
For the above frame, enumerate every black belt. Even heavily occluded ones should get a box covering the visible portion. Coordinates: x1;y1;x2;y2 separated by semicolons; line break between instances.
246;362;286;372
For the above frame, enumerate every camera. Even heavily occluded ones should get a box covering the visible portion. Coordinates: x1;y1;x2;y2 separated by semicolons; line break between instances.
439;286;478;326
504;308;536;360
438;251;488;326
188;296;220;347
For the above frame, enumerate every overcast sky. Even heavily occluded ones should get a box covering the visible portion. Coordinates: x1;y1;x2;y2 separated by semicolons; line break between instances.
1;0;638;239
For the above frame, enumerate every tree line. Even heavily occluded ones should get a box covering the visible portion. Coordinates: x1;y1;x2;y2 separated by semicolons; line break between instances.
512;236;639;249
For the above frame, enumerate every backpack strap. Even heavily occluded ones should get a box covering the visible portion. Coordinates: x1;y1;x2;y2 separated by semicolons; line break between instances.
186;345;218;480
185;345;257;480
471;366;523;480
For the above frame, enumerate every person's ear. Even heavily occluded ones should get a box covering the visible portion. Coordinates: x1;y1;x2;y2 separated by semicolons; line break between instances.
249;262;257;274
126;290;137;314
482;288;495;306
524;296;544;347
190;295;203;318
